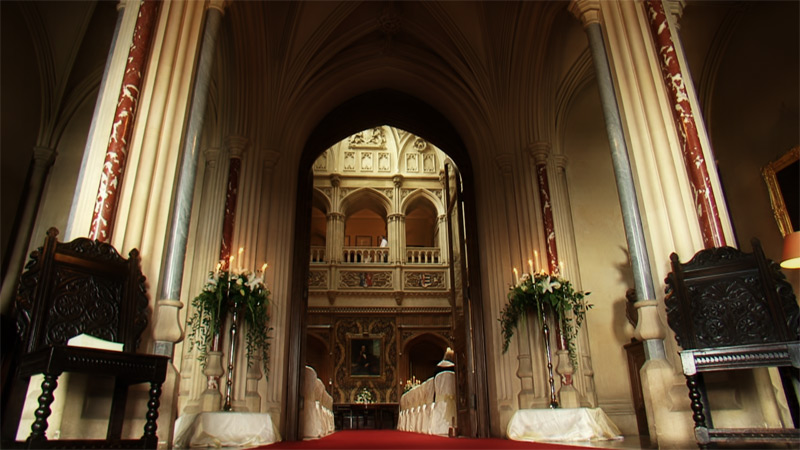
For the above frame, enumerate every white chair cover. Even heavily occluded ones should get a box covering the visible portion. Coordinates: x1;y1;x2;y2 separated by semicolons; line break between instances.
301;366;324;439
420;379;435;434
431;371;456;436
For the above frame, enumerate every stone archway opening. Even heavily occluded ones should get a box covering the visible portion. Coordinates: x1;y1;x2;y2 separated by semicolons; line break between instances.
287;89;489;440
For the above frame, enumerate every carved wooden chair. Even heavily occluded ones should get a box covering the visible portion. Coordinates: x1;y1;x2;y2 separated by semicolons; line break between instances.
1;228;169;449
665;238;800;448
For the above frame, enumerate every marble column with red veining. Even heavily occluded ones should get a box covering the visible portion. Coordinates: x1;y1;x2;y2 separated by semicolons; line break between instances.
209;137;246;361
644;0;726;249
530;144;572;386
219;146;244;267
530;145;560;275
88;0;160;242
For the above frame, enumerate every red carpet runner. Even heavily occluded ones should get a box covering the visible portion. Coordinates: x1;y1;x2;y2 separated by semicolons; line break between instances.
256;430;597;450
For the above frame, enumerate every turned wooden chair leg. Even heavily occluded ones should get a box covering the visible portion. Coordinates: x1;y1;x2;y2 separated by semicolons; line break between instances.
28;372;60;443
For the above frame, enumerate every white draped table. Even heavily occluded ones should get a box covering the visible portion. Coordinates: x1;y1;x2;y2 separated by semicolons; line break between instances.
173;412;280;448
506;408;622;442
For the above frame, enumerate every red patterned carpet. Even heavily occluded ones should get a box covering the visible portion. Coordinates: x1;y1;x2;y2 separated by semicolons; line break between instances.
256;430;598;450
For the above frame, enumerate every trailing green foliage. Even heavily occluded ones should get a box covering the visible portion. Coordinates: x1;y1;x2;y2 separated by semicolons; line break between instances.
187;269;272;377
500;272;592;369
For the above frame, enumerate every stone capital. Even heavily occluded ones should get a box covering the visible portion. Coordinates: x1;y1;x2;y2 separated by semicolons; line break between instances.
208;0;226;15
388;213;404;222
527;142;551;165
327;212;345;221
568;0;602;29
32;146;56;166
552;154;568;170
225;135;248;158
664;0;686;28
494;153;514;174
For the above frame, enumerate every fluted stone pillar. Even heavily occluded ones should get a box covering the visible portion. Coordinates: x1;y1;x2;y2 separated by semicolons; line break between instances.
153;2;226;443
327;213;345;264
550;152;597;407
0;147;56;315
569;0;681;445
494;154;536;409
437;214;448;264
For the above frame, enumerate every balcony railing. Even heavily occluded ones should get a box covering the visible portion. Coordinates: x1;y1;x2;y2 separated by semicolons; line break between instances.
406;247;440;264
342;247;389;264
310;246;326;263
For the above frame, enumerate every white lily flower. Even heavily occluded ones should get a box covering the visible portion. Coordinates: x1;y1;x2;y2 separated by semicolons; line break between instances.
541;276;561;293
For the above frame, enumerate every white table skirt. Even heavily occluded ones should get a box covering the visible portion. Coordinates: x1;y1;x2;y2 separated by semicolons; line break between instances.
174;412;280;448
507;408;622;442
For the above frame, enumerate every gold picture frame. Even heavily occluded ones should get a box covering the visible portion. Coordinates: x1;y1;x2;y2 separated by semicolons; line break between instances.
347;335;384;380
762;146;799;237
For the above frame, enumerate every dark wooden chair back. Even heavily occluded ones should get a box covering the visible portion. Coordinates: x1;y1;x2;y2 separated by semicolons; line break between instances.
2;228;168;449
14;228;149;355
665;238;800;448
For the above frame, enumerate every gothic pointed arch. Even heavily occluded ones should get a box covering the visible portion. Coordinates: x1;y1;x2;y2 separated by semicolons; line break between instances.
288;88;489;440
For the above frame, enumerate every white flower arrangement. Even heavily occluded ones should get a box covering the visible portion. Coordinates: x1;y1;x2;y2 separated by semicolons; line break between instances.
500;271;591;369
187;266;272;376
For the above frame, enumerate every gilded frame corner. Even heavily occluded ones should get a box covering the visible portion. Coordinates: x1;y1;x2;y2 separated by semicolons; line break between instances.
762;146;799;237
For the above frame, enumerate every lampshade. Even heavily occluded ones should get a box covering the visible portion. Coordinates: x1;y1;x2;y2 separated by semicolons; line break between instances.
780;231;800;269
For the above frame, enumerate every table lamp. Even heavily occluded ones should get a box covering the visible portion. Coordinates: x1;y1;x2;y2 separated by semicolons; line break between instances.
780;231;800;269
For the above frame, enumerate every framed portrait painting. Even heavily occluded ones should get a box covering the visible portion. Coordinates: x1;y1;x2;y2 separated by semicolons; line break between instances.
348;335;383;378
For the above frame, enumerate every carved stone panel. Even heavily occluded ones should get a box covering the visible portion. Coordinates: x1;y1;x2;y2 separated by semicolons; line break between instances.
378;152;390;172
360;152;373;171
404;271;446;289
314;152;328;171
339;271;392;289
343;151;355;171
406;153;419;173
308;270;328;289
349;127;386;149
423;154;435;173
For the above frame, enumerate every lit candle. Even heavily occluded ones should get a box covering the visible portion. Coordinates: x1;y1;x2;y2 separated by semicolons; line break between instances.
229;255;234;270
261;262;268;273
238;247;244;272
513;267;519;284
534;250;540;272
528;259;534;275
216;261;221;274
559;260;565;276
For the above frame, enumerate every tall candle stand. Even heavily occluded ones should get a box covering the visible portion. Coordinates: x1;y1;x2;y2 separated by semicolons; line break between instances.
223;298;241;411
540;304;559;408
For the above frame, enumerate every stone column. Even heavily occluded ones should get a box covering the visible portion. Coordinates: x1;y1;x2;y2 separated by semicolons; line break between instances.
437;214;448;264
327;213;345;264
327;174;342;263
392;174;405;264
152;2;225;441
529;145;577;404
530;146;560;275
551;152;597;407
569;0;676;445
643;0;726;249
494;154;536;409
89;0;160;242
0;147;55;314
220;137;246;264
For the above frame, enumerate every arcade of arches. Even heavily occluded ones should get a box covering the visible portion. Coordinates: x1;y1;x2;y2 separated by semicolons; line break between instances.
1;1;798;448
